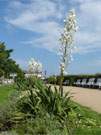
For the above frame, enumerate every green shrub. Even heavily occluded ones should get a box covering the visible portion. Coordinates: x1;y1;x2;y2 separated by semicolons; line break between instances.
14;77;79;134
0;91;19;131
1;77;100;134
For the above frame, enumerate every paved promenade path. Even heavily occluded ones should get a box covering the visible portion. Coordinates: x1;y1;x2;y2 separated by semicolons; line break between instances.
63;86;101;113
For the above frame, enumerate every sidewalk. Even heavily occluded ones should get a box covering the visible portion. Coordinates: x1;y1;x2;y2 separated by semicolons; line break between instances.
63;86;101;113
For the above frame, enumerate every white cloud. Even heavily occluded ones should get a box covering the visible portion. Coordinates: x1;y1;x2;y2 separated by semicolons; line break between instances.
5;0;64;53
75;0;101;54
93;59;101;67
75;31;101;54
20;20;61;52
5;0;101;54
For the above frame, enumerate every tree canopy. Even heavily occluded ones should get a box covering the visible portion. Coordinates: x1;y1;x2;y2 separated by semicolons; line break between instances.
0;42;23;78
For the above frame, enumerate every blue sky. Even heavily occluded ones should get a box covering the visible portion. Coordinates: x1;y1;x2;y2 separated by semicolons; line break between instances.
0;0;101;75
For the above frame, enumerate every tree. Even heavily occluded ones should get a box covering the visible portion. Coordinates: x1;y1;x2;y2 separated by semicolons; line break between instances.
0;42;23;78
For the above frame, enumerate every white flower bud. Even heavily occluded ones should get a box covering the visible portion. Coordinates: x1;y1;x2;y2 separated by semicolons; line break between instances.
63;19;66;23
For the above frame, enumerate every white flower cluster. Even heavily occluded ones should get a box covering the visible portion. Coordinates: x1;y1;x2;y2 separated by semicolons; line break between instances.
59;9;77;73
28;58;42;74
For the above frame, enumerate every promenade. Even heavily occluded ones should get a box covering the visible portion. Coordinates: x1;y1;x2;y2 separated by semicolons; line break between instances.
63;86;101;113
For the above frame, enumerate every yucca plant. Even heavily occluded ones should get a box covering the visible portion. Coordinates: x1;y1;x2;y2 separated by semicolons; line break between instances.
16;77;73;115
15;77;80;134
59;9;77;96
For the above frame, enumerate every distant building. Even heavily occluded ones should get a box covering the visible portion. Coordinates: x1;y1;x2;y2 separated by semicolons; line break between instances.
24;71;44;79
10;73;17;79
0;73;17;85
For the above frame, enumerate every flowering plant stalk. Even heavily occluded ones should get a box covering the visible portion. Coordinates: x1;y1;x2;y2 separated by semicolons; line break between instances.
28;58;42;77
59;9;77;96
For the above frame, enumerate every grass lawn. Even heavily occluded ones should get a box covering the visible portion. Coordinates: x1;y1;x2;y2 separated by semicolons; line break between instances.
74;102;101;135
0;85;15;105
0;85;101;134
75;128;101;135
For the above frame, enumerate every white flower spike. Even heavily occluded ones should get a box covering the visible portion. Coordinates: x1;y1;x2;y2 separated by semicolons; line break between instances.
28;58;42;75
59;9;77;96
59;9;77;73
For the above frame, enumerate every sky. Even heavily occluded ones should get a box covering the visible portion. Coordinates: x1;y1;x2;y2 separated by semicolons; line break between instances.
0;0;101;75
